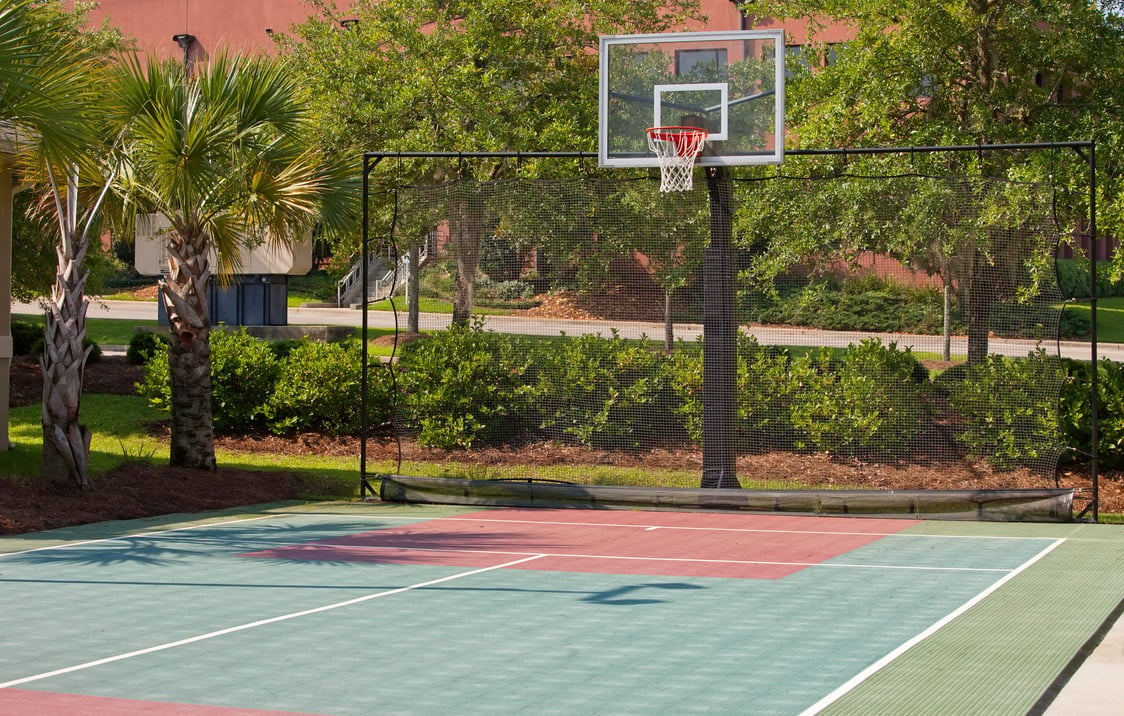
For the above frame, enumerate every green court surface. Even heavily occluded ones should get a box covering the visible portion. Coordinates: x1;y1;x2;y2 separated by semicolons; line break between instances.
0;502;1121;715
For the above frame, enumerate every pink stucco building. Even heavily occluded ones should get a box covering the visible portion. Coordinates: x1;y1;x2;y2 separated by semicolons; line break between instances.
83;1;851;61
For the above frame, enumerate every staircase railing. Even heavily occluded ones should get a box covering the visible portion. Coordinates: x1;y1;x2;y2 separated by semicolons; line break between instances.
336;233;435;307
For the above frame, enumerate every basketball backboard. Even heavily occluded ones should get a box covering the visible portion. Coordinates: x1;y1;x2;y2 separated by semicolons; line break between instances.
599;30;785;168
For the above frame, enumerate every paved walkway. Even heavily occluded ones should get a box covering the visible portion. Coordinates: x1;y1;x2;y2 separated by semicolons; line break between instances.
20;299;1124;362
1045;603;1124;715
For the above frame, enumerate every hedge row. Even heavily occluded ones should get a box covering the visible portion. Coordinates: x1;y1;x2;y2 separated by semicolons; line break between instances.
136;329;393;436
390;322;1084;468
134;324;1120;468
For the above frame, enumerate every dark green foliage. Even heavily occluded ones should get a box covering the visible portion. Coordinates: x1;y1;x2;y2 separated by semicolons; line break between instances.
126;331;169;365
745;279;947;334
208;330;281;433
533;331;679;449
988;301;1063;340
395;318;537;449
85;339;103;365
1058;310;1091;339
268;339;304;360
287;271;339;303
1059;359;1124;468
788;339;925;457
265;340;393;436
946;350;1065;470
138;329;280;433
11;319;44;356
670;335;797;451
479;233;526;282
1056;259;1124;299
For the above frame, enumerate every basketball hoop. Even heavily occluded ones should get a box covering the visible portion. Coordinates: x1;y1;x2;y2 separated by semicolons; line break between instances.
646;126;708;192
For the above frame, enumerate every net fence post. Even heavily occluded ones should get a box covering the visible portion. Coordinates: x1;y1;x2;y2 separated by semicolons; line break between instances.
1088;141;1100;522
359;154;375;500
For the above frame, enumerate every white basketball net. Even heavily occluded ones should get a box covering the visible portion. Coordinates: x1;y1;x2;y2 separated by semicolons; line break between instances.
646;126;708;192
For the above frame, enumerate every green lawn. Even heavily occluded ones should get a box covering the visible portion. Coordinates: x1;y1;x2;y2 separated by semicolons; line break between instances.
0;394;359;499
1063;296;1124;344
13;313;160;347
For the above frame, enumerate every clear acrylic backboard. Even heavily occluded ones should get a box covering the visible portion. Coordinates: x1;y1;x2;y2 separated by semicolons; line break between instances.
598;30;785;168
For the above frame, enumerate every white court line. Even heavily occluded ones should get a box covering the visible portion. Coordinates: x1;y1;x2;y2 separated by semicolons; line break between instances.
797;537;1066;716
257;542;1013;573
0;514;284;558
0;554;546;690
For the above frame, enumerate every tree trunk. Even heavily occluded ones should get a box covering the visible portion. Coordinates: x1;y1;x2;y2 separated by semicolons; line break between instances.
161;229;216;470
407;240;420;334
942;277;952;362
664;290;674;352
40;236;91;488
966;250;992;365
450;188;485;327
40;167;95;488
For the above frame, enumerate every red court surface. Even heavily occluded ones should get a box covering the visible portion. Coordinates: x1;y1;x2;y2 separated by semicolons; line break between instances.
241;508;920;579
0;688;328;715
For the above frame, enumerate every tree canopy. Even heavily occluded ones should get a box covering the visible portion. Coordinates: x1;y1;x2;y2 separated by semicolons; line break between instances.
728;0;1124;360
281;0;705;322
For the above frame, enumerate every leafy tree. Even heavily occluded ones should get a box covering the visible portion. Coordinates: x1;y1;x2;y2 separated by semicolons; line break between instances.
743;0;1124;359
281;0;704;324
107;52;357;469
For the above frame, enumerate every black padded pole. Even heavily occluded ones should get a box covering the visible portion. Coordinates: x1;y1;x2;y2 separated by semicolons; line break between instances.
702;166;740;489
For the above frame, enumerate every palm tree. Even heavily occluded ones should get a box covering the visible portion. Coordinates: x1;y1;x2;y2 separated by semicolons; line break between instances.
0;0;95;163
110;52;356;469
1;0;103;483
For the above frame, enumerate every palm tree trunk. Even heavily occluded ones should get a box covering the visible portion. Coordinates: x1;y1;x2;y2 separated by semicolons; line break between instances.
40;242;91;487
40;166;99;488
161;230;216;470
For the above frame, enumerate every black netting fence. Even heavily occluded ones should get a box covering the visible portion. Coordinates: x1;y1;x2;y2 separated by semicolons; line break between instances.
361;146;1098;520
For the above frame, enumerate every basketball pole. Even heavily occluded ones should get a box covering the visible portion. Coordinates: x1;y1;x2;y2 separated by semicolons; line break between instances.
702;166;741;489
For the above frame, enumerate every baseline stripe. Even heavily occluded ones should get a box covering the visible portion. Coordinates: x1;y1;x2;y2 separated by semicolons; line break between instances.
0;555;545;690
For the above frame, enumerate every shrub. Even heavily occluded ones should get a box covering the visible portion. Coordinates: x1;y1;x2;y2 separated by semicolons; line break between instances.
396;318;537;448
209;329;280;432
265;340;392;436
670;335;796;450
268;338;304;360
138;328;279;433
136;349;171;411
11;319;43;355
85;339;103;364
946;349;1065;470
1059;358;1124;468
747;280;946;334
788;339;925;457
1056;259;1124;299
126;331;169;365
476;278;535;303
533;331;678;449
